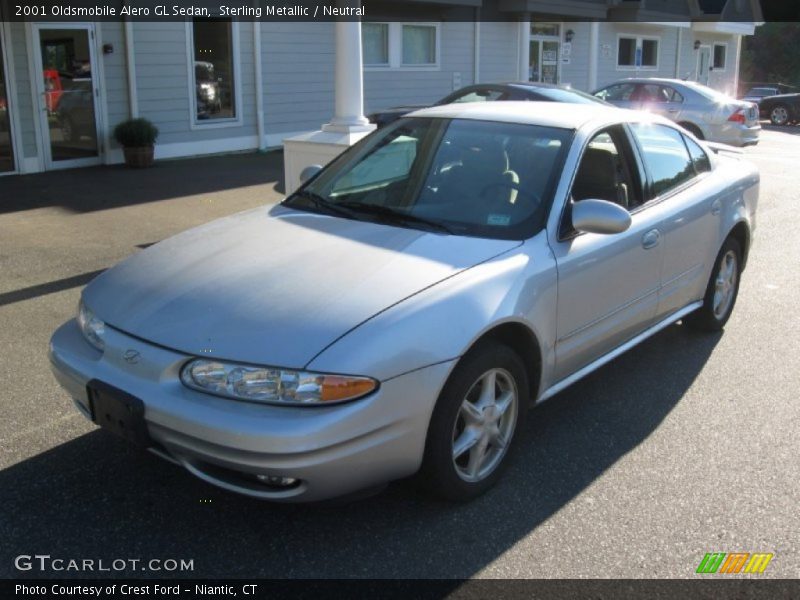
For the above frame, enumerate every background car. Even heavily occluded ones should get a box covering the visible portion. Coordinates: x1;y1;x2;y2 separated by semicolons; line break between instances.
741;85;782;103
593;78;760;146
367;82;606;127
50;103;759;504
757;92;800;126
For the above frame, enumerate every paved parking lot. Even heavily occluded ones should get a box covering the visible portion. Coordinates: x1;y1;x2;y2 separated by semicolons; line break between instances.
1;130;798;579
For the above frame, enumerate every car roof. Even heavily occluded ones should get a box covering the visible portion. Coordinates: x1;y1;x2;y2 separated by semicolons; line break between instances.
407;101;647;130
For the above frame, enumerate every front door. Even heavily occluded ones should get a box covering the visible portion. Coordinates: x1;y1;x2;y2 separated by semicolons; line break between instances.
697;46;711;86
32;24;101;170
550;127;663;381
528;23;560;84
0;27;15;173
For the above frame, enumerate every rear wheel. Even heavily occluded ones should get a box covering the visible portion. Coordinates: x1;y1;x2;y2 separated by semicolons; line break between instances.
419;341;528;501
679;122;704;140
769;104;790;126
686;237;742;331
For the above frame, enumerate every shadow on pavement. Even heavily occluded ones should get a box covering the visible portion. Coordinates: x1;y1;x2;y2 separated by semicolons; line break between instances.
0;152;285;215
761;124;800;136
0;323;720;579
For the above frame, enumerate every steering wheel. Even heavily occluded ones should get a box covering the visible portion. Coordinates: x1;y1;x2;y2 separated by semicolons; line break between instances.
479;181;541;208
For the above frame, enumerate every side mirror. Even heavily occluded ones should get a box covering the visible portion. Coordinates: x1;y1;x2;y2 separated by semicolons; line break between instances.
299;164;322;184
571;199;632;235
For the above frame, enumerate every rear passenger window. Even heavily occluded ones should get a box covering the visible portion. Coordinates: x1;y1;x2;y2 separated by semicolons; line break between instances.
683;135;711;174
631;123;695;197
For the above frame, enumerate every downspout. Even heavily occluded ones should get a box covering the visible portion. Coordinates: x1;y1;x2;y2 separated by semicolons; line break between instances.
675;26;682;79
123;11;138;117
253;18;265;151
473;9;480;84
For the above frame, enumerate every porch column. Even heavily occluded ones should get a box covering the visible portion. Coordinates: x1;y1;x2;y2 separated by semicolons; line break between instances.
283;3;375;195
732;34;743;97
588;21;599;91
518;17;530;81
322;19;373;133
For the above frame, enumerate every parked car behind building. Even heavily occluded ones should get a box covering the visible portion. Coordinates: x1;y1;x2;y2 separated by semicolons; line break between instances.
593;78;760;146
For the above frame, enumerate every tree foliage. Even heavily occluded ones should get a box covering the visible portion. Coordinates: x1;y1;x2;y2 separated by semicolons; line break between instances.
740;23;800;91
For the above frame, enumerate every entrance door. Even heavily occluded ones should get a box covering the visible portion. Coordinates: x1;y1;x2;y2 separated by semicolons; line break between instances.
528;23;560;84
32;24;101;169
697;46;711;85
0;29;15;173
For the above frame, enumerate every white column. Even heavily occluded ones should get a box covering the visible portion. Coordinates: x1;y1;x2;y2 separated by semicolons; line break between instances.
518;17;530;81
732;34;743;97
253;18;265;150
588;21;599;91
322;18;373;133
283;5;375;195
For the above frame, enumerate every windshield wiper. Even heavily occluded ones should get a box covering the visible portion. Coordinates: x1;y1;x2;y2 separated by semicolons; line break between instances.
337;201;454;234
286;190;355;218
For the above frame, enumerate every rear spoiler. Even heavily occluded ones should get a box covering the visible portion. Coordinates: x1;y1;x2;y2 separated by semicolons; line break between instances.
706;142;744;156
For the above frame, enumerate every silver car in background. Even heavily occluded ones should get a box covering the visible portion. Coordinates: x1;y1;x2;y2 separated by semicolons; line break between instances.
49;103;759;503
593;78;760;146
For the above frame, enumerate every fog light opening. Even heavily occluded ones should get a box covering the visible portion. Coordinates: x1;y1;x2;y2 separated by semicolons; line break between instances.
256;474;298;488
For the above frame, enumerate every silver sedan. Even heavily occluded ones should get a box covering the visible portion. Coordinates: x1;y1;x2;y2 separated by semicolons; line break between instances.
49;103;759;502
593;78;760;146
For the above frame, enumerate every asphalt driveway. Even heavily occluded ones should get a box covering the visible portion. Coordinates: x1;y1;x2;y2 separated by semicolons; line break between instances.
0;133;798;579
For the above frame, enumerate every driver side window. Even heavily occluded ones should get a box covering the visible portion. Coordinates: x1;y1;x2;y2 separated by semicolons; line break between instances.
562;127;639;236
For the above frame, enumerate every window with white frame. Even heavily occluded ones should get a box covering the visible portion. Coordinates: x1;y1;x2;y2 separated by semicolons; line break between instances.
617;35;659;69
189;19;240;125
713;43;727;70
362;22;440;69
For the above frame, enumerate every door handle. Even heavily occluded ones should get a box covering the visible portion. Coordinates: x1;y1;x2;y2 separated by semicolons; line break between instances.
711;199;722;216
667;108;679;113
642;229;661;249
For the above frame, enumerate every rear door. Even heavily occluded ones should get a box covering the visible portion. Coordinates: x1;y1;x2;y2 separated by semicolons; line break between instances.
634;84;685;123
550;125;664;381
627;122;719;318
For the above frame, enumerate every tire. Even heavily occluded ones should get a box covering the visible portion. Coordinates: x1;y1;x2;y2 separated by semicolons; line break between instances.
769;104;790;126
419;341;529;501
686;237;742;332
679;122;704;140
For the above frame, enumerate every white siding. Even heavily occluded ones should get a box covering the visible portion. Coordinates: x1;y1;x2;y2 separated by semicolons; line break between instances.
479;21;519;83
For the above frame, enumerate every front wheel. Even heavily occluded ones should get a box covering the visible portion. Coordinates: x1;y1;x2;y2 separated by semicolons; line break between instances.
419;342;528;501
686;237;742;331
769;104;790;126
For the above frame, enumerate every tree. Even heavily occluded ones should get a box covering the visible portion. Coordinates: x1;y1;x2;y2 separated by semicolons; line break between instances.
740;23;800;92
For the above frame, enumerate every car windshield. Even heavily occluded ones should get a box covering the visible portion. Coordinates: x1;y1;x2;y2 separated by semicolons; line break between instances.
284;117;572;240
533;87;606;104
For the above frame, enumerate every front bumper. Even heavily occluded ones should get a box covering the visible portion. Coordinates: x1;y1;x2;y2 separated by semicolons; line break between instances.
49;320;454;502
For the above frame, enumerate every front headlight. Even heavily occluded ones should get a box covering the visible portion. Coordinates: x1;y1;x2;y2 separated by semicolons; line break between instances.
180;358;378;406
77;299;105;351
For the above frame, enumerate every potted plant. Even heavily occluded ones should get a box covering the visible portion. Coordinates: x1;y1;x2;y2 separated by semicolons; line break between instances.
113;118;159;168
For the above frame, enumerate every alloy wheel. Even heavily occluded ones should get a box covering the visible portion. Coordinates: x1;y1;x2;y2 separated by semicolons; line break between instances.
712;250;738;320
451;368;518;483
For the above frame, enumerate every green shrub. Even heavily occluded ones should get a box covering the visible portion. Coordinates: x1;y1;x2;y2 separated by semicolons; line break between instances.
113;118;159;147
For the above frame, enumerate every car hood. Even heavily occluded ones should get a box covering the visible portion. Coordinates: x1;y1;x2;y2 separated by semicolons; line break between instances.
84;205;521;369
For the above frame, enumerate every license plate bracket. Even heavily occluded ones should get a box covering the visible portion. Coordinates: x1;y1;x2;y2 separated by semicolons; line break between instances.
87;380;152;447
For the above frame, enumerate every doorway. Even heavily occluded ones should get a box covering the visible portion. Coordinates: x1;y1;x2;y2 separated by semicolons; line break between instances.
529;23;560;84
32;24;101;169
697;45;711;85
0;27;15;173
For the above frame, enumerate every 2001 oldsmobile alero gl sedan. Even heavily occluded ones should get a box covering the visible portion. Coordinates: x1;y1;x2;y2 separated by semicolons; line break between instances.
50;103;759;502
